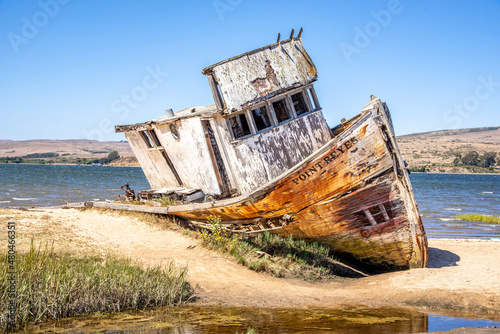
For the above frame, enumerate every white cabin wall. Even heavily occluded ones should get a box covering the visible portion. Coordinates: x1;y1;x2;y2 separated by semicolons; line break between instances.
124;131;180;189
214;110;332;194
154;119;221;195
211;39;317;112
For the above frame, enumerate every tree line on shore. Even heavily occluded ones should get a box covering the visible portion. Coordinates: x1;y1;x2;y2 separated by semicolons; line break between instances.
0;151;120;165
452;151;497;168
409;150;498;173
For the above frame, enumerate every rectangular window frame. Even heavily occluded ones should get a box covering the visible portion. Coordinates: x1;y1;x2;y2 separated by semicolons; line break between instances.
306;85;320;111
271;98;292;124
250;105;274;133
227;112;252;140
290;91;310;117
140;129;162;149
227;84;322;143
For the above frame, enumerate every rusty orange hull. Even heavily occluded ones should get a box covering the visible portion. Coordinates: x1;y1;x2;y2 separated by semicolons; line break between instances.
93;99;428;270
160;98;428;270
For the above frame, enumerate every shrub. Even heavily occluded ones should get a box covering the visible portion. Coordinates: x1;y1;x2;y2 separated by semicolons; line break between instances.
198;216;362;280
0;242;193;332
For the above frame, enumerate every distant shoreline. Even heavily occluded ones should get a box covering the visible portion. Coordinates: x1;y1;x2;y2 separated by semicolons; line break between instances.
1;163;499;174
0;162;141;168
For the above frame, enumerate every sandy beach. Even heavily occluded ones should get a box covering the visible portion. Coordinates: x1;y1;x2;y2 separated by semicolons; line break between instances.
1;207;499;317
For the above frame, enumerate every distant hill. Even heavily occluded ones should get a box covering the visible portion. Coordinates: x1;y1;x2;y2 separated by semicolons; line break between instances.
0;139;137;166
1;127;499;172
397;126;500;173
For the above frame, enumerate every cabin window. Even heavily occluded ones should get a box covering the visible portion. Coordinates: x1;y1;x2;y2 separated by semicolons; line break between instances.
272;99;291;123
148;130;161;146
228;113;251;139
291;92;309;116
251;106;272;131
307;87;320;110
169;124;179;139
140;131;153;148
140;130;161;148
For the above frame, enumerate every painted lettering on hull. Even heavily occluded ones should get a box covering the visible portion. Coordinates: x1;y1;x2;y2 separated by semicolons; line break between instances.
291;137;359;185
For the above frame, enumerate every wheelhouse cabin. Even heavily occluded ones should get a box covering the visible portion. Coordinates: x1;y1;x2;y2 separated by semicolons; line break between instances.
115;36;333;199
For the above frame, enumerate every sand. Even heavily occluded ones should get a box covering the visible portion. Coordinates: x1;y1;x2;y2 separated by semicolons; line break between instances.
1;207;499;316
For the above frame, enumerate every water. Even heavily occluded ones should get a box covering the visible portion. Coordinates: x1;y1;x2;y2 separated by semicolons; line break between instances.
410;173;500;239
1;165;498;239
0;164;150;207
2;165;500;332
17;306;500;333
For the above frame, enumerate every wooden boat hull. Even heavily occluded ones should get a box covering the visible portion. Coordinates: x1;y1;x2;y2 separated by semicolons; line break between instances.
92;99;428;270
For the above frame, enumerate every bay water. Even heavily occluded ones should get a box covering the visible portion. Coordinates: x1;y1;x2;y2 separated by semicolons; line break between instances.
2;164;500;333
0;164;498;240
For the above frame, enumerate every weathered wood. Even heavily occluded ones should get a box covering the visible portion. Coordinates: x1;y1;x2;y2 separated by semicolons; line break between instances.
363;209;378;227
105;101;427;270
207;73;224;111
111;35;427;270
203;38;317;113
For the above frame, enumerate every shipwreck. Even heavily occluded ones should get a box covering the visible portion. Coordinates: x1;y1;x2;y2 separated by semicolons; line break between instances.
100;30;428;270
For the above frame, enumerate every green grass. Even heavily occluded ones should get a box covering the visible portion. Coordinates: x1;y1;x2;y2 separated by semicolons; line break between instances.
454;214;500;224
235;329;258;334
157;195;177;207
0;241;193;333
199;216;361;280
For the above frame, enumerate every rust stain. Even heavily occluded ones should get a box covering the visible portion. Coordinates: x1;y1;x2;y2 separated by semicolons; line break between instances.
114;36;427;271
250;61;280;98
165;114;427;270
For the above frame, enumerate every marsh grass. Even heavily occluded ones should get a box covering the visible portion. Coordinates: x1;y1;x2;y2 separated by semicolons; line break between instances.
0;241;193;333
235;329;258;334
157;196;176;207
199;216;361;280
454;214;500;224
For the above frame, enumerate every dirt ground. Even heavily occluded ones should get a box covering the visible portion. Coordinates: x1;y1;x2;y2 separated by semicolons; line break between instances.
1;207;499;317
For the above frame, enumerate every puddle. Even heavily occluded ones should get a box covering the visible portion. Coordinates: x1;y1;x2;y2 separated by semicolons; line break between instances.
16;306;500;333
428;313;500;332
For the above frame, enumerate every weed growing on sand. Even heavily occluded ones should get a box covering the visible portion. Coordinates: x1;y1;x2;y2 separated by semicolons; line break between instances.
0;241;193;333
454;214;500;224
235;328;258;334
157;196;176;207
199;215;360;280
199;215;237;250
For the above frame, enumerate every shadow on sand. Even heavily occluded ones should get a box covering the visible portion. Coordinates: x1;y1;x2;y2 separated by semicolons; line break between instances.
427;247;460;268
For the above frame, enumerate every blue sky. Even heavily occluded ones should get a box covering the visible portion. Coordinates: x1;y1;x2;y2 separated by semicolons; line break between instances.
1;0;499;141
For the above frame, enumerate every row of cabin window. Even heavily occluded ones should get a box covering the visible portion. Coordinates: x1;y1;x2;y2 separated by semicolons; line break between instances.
228;87;320;140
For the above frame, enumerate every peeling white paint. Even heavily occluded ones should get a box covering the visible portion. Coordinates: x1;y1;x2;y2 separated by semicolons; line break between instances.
208;39;317;112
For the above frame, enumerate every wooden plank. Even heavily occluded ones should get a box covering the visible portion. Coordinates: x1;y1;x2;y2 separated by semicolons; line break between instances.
379;204;390;222
363;209;378;227
184;191;204;203
207;74;224;110
88;201;171;214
